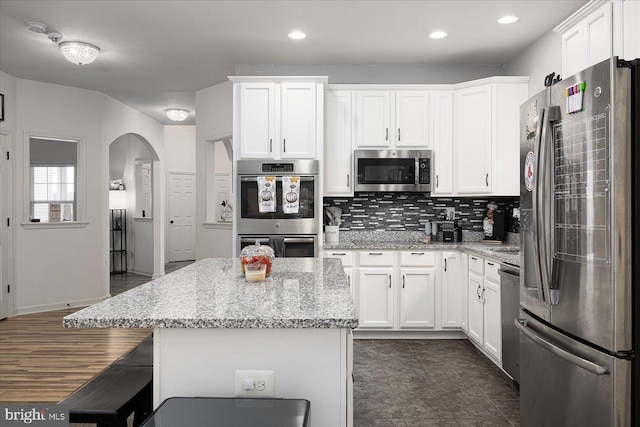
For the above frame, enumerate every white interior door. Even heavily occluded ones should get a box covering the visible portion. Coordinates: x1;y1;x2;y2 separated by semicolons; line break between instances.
0;133;11;319
168;173;196;262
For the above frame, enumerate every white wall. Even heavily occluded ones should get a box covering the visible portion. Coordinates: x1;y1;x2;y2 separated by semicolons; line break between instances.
133;218;154;275
505;30;563;97
195;81;234;260
8;76;164;315
164;125;196;173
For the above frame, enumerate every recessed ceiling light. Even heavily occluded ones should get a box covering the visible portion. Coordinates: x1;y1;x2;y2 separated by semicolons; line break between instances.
498;16;519;24
288;31;306;40
429;31;447;39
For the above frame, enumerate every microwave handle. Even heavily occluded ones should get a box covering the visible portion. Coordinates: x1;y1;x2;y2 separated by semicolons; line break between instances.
415;158;420;185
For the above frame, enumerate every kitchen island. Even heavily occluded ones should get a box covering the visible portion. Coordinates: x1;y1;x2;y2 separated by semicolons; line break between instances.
64;258;357;427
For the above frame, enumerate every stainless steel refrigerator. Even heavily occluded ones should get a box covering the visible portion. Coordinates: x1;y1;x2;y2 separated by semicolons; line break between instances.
518;57;639;426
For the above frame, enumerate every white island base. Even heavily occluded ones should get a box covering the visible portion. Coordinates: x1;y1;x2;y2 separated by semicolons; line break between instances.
153;327;353;427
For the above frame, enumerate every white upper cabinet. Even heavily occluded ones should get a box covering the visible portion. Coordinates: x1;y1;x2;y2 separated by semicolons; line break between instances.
394;92;430;147
431;91;454;195
324;90;354;196
280;83;317;159
238;82;276;159
355;91;429;148
453;81;527;196
454;84;493;194
231;77;326;160
554;0;640;78
355;91;391;147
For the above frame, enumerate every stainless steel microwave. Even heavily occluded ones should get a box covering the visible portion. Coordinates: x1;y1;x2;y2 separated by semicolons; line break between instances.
354;150;432;192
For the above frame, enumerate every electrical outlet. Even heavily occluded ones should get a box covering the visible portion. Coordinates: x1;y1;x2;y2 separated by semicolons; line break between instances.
234;370;275;398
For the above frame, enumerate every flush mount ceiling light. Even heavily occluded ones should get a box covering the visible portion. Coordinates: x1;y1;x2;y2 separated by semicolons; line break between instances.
288;31;306;40
498;16;519;24
165;108;190;122
59;41;100;65
429;31;447;39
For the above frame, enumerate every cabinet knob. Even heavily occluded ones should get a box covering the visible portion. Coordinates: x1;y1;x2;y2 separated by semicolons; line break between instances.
170;220;174;224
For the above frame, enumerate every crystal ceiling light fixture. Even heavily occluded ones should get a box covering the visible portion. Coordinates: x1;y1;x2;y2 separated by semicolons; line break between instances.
165;108;190;122
59;41;100;65
498;16;519;24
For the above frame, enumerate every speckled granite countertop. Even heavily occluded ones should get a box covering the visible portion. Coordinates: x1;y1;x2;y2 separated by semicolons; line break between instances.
64;258;358;329
323;231;520;267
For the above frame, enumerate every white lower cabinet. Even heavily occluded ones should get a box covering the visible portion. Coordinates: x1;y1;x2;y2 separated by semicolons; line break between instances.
466;256;502;363
440;251;463;329
358;268;394;328
398;268;436;328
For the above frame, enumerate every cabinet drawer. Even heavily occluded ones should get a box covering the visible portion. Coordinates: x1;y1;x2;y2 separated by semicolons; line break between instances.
323;251;354;267
399;251;435;267
484;259;500;282
359;251;394;266
469;255;484;275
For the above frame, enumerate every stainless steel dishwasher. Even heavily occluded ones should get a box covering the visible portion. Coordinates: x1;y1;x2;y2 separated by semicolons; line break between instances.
498;264;520;384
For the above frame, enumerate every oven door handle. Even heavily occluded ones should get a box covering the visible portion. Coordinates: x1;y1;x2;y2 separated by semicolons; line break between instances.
282;238;315;244
240;238;271;244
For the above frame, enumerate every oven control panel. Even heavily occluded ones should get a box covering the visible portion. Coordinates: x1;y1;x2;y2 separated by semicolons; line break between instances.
262;163;294;173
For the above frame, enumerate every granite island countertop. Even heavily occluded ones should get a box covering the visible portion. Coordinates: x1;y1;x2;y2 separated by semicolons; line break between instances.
64;258;358;329
323;231;520;267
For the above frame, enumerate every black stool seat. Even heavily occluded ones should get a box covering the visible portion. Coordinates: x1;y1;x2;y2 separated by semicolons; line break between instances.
112;335;153;367
60;365;152;427
141;397;310;427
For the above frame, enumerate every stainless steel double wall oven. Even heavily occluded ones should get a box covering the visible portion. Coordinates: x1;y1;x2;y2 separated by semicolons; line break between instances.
236;159;320;257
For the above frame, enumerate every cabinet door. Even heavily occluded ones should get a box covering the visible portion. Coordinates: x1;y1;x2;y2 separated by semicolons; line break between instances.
280;83;317;159
431;91;454;194
395;91;429;147
584;2;612;69
467;272;484;344
358;269;394;328
483;278;502;361
623;0;640;59
461;253;469;333
239;83;275;159
454;84;492;194
355;92;391;147
398;268;436;329
440;252;463;329
324;91;353;195
562;24;586;78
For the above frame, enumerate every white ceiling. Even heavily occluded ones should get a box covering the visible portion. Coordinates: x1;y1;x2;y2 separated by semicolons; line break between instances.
0;0;587;125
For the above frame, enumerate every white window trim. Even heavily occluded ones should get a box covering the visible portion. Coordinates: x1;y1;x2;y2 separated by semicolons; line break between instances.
23;132;87;228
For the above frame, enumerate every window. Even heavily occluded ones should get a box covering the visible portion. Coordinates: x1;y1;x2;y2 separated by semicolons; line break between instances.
31;166;75;221
27;136;85;225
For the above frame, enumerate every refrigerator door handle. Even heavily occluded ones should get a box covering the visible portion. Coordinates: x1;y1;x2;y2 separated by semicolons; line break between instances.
515;319;608;375
531;107;548;304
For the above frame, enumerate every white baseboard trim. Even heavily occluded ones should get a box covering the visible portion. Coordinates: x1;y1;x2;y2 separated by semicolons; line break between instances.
132;269;153;277
353;330;467;340
14;294;111;317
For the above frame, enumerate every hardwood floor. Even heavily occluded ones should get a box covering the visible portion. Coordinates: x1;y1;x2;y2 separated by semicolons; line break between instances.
0;308;151;403
0;261;194;404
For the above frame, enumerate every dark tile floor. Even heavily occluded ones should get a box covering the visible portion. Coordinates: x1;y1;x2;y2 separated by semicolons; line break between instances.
353;339;520;427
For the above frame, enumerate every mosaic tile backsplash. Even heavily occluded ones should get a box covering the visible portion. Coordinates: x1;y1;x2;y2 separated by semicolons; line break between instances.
323;194;520;233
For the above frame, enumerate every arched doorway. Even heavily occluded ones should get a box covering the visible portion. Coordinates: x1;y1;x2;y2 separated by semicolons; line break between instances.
109;133;160;278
